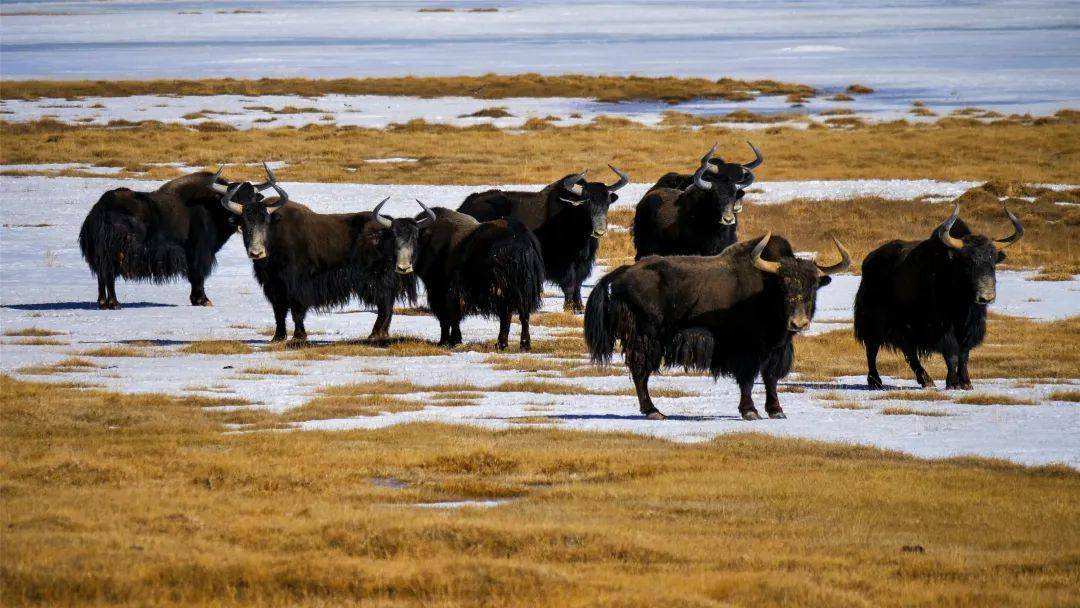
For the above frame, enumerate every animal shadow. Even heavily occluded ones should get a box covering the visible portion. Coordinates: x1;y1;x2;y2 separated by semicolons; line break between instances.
3;301;177;311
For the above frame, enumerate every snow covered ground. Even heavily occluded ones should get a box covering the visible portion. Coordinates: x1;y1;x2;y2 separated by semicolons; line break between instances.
1;175;1078;467
1;1;1078;117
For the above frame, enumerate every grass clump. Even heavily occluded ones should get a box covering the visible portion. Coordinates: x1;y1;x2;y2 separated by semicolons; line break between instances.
179;340;254;355
3;327;65;337
79;346;151;358
872;390;951;402
953;394;1037;406
880;407;949;417
1047;389;1080;402
846;84;875;94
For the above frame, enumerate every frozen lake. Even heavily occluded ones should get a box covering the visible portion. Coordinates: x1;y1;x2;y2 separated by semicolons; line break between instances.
1;1;1079;113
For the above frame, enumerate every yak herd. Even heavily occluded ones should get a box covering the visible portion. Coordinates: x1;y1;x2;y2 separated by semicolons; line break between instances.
78;144;1025;420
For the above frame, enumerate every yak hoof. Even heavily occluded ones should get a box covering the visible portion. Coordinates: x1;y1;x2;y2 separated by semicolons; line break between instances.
270;334;287;343
519;341;531;352
959;381;973;390
191;296;212;307
768;411;787;419
102;300;121;310
867;375;884;390
496;340;509;351
741;409;763;421
644;410;667;421
563;302;584;314
918;376;936;389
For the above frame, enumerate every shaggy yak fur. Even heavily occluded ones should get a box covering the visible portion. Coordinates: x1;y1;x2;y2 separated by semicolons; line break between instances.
585;233;848;420
412;207;545;350
457;166;628;312
78;171;235;308
222;174;416;342
633;142;762;260
854;204;1023;390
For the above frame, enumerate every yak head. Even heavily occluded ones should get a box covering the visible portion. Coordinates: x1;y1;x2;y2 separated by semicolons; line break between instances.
556;165;630;238
751;232;850;333
689;142;762;226
212;163;289;260
934;203;1024;305
372;197;437;275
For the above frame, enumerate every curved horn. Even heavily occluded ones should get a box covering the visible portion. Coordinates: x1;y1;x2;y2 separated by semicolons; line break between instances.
258;162;289;212
742;141;764;170
415;199;437;227
372;196;393;228
692;143;717;190
751;232;781;275
562;170;587;195
607;164;630;191
815;236;852;276
936;203;965;250
209;164;230;194
219;183;244;216
994;204;1024;249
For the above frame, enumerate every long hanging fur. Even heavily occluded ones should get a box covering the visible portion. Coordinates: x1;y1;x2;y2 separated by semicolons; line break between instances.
452;219;544;317
78;191;188;283
584;266;631;365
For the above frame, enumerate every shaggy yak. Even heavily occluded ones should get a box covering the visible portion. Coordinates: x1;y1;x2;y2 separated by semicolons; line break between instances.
855;203;1023;390
78;168;239;308
457;165;629;312
221;165;416;342
380;203;544;350
586;232;849;420
632;143;762;259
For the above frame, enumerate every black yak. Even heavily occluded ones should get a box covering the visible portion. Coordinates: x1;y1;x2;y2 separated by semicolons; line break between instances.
457;165;629;312
649;140;763;192
854;204;1023;390
78;168;239;308
221;165;417;342
585;232;849;420
389;204;544;350
632;143;761;260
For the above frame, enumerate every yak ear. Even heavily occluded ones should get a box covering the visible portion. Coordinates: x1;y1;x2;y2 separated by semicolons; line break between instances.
817;275;833;288
735;189;746;200
609;192;619;203
996;250;1007;264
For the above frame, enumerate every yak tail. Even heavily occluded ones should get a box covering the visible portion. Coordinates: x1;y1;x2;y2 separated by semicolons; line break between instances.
78;190;186;283
491;220;545;314
584;266;631;365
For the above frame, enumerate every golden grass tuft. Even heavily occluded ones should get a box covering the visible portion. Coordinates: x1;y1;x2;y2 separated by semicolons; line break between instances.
953;394;1037;406
846;84;875;94
826;401;871;410
6;337;69;346
79;345;151;357
880;406;949;417
179;340;254;355
1047;389;1080;402
238;366;299;376
3;327;65;337
873;390;951;401
16;356;101;376
2;375;1078;607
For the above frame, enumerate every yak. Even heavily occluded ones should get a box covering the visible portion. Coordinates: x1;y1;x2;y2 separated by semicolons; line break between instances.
221;165;416;342
586;232;849;420
382;203;544;350
78;168;239;309
632;143;762;260
457;165;629;312
854;203;1023;390
649;140;764;192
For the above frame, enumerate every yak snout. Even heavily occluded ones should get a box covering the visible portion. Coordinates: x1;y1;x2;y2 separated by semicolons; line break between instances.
591;214;608;238
247;247;267;260
720;211;736;226
395;244;415;274
788;312;811;333
975;277;996;305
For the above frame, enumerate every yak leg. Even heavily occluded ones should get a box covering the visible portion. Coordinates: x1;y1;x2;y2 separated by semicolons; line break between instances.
957;349;973;390
496;303;512;350
941;334;962;390
560;271;584;313
518;308;532;351
96;274;110;309
736;367;762;420
104;272;120;309
627;339;664;419
443;295;464;347
902;345;934;388
266;284;289;342
438;321;452;346
188;269;212;306
865;340;884;389
369;294;393;342
289;303;308;342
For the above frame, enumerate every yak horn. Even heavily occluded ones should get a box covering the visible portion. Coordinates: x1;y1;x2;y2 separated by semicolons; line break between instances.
372;196;393;228
220;183;244;216
936;203;965;250
415;199;437;227
742;141;764;170
562;170;587;195
751;232;781;275
257;162;289;212
994;204;1024;249
209;164;230;194
692;143;717;191
815;236;851;276
607;164;630;191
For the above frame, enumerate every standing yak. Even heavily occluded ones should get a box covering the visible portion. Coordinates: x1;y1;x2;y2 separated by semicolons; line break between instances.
855;204;1023;390
632;143;762;260
586;232;849;420
220;165;416;342
78;168;239;309
457;166;629;312
379;203;544;350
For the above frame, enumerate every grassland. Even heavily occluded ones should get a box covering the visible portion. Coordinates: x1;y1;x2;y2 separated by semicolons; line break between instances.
2;116;1077;185
2;375;1078;607
0;74;813;103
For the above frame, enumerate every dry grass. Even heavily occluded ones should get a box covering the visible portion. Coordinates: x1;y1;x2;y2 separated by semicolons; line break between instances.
3;119;1077;184
873;390;951;401
600;184;1080;276
953;394;1037;406
238;366;299;376
3;327;65;337
880;406;949;417
528;311;584;328
794;315;1080;382
847;84;875;94
179;340;255;355
16;357;101;375
275;337;449;360
826;401;871;410
5;337;69;346
2;375;1078;607
0;74;812;103
79;345;151;357
1048;389;1080;402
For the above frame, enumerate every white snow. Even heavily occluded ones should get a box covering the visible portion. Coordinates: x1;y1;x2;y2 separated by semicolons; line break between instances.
1;175;1078;468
